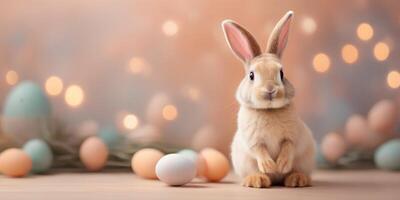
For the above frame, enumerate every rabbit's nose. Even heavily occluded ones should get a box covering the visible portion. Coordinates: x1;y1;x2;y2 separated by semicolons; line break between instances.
266;84;274;92
264;89;277;100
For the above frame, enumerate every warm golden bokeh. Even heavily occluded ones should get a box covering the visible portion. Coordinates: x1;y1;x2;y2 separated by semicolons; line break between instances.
300;16;317;35
45;76;64;96
387;70;400;89
357;23;374;41
5;70;19;86
65;85;84;107
123;114;139;130
162;104;178;121
129;57;146;74
162;20;178;36
313;53;331;73
341;44;359;64
373;42;390;61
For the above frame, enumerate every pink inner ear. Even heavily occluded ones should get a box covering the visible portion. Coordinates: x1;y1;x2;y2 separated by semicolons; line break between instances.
277;18;291;56
225;23;254;62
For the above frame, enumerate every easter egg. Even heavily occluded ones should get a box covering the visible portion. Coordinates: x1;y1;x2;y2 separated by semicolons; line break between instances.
345;115;370;147
321;132;347;163
156;154;196;186
200;148;230;182
2;81;52;144
178;149;206;176
374;139;400;170
368;100;398;137
79;137;109;171
131;148;164;179
0;148;32;177
97;126;121;148
23;139;53;173
127;124;162;144
146;93;171;127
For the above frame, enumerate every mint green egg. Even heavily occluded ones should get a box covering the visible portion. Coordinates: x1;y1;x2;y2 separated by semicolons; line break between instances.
3;81;50;118
375;139;400;171
2;81;52;144
23;139;53;173
98;126;121;148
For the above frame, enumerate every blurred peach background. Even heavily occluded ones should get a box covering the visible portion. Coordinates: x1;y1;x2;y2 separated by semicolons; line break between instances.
0;0;399;153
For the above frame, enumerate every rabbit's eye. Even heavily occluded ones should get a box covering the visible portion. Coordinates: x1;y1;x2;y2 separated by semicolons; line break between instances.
249;71;254;81
280;70;284;82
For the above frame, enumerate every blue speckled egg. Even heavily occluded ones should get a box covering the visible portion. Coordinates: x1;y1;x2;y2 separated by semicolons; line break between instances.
23;139;53;173
97;126;121;148
2;81;52;144
374;139;400;171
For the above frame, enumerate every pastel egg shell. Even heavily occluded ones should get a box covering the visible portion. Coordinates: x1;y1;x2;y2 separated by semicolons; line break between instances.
23;139;53;173
374;139;400;171
97;126;121;148
2;81;52;144
156;154;196;186
3;81;51;118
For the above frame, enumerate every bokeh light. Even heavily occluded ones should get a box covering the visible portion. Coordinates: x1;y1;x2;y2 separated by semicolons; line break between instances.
387;70;400;89
357;23;374;41
129;57;146;74
373;42;390;61
45;76;64;96
123;114;139;130
313;53;331;73
162;104;178;121
341;44;359;64
5;70;19;85
301;16;317;35
162;20;179;36
65;85;84;107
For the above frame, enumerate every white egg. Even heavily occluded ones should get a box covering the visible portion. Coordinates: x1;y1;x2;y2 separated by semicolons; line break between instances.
156;154;196;186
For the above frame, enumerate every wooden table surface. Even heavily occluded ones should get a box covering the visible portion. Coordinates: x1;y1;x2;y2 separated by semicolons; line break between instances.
0;169;399;200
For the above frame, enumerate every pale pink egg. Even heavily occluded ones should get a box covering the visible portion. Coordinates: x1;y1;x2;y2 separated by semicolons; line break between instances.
0;148;32;177
345;115;369;147
368;99;398;137
79;137;109;171
321;132;347;163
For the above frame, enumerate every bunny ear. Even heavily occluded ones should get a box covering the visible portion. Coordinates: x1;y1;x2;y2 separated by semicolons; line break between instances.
222;20;261;64
266;11;294;58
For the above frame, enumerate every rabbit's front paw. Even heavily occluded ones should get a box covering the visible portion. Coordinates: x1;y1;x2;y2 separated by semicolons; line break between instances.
257;158;277;174
276;155;293;174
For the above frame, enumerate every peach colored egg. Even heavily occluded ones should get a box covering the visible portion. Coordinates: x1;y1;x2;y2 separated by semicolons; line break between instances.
200;148;230;182
0;148;32;177
368;99;398;137
79;137;109;171
321;132;347;163
345;115;369;147
131;148;164;179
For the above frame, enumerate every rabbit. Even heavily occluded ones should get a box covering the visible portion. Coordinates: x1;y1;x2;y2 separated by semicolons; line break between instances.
221;11;316;188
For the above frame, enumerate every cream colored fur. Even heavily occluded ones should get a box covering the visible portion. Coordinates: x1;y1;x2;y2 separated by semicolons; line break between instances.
222;11;316;187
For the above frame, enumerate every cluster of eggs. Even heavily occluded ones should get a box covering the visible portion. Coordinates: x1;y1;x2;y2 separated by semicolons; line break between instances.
320;99;400;170
131;148;230;186
0;139;53;177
